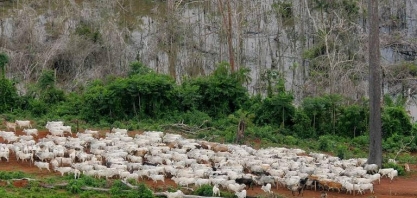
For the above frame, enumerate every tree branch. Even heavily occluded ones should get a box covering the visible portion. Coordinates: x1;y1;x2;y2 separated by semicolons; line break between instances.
393;135;415;161
160;120;214;134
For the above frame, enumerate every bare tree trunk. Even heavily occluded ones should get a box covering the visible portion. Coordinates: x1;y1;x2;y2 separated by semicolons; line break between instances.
226;0;235;72
368;0;382;167
218;0;235;72
236;120;245;144
167;0;177;78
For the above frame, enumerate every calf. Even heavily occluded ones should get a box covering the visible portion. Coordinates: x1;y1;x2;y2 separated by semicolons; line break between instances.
261;183;272;194
213;185;220;196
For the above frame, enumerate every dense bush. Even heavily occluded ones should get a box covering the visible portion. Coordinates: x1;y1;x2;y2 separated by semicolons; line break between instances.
254;91;295;127
337;104;368;137
382;133;414;153
382;106;413;138
292;109;315;138
0;60;415;158
67;179;84;194
336;144;349;159
318;135;335;152
194;184;213;196
0;78;19;112
131;183;155;198
185;62;249;118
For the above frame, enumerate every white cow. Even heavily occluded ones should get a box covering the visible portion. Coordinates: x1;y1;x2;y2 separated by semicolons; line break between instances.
15;120;32;129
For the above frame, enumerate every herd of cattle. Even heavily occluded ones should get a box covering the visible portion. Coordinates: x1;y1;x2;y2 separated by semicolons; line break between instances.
0;119;402;197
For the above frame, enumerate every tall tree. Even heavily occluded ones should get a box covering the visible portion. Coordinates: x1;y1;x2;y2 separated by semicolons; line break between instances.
217;0;235;72
0;53;8;79
368;0;382;167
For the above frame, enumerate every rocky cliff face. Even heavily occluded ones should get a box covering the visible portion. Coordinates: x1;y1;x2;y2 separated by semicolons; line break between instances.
0;0;416;105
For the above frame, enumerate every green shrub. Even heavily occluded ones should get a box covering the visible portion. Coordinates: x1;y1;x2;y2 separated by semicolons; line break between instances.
67;179;84;194
382;133;413;153
78;175;106;187
249;125;275;140
27;180;41;192
29;100;48;116
178;110;212;126
318;135;334;152
110;180;129;196
0;78;18;112
383;162;405;176
292;110;315;138
0;171;27;180
194;184;212;196
219;190;235;198
336;144;348;159
132;183;154;198
80;191;95;198
382;106;413;138
283;135;298;145
397;153;417;164
351;135;369;147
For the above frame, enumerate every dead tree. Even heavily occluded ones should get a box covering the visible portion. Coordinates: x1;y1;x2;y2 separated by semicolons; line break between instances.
236;119;245;144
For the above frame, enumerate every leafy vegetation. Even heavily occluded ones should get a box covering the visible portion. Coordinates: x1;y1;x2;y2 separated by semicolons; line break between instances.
193;184;213;196
0;171;27;180
383;162;406;176
0;175;156;198
0;60;415;165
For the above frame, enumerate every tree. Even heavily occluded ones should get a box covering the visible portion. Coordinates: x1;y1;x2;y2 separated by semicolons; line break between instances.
304;0;362;97
368;0;382;167
217;0;236;72
0;53;17;113
0;53;8;79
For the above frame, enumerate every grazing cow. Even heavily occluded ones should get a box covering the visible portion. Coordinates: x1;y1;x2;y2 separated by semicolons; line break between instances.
235;178;255;190
15;120;32;129
4;121;16;131
289;183;304;196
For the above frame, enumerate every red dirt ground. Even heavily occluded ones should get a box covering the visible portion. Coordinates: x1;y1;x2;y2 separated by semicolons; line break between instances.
0;129;416;197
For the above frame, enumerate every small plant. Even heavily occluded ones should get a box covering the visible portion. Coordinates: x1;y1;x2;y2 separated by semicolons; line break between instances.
397;153;417;164
78;175;106;187
67;179;84;194
283;135;298;145
194;184;213;196
0;171;27;180
110;180;128;195
80;191;95;198
132;183;154;198
336;144;348;159
219;190;235;198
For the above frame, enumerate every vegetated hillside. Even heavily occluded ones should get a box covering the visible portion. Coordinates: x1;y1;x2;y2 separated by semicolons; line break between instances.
0;0;416;103
0;1;416;163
